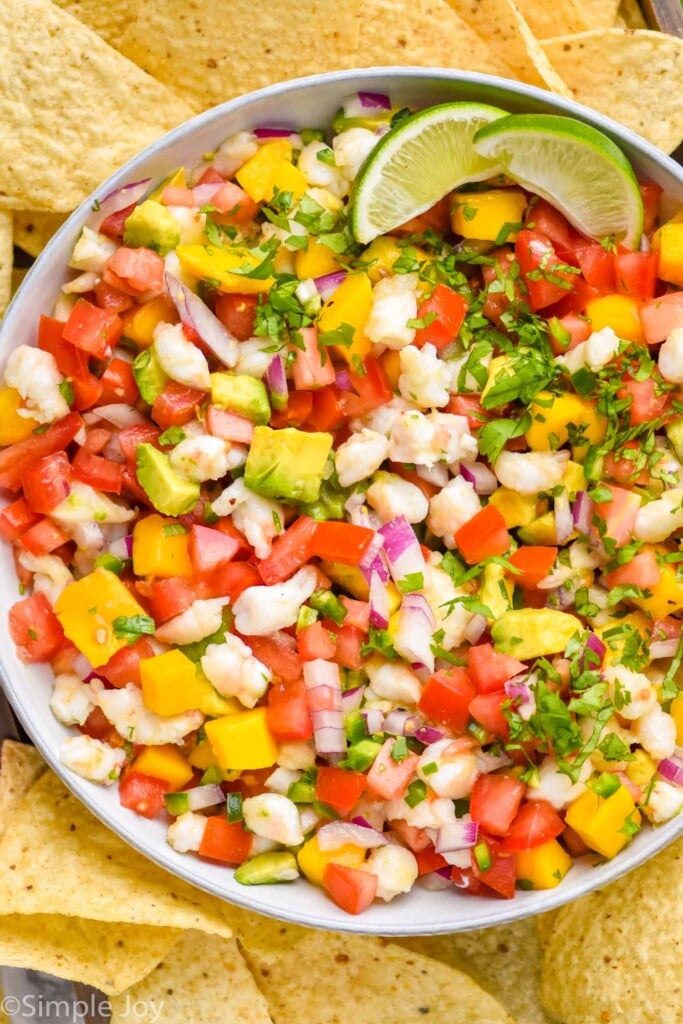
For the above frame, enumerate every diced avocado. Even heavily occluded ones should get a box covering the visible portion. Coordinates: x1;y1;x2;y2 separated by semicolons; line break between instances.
666;418;683;461
234;851;300;885
123;199;180;256
136;442;200;517
164;791;192;815
491;609;582;659
244;426;333;504
517;512;561;545
210;372;271;424
341;739;382;772
133;347;169;404
479;562;513;621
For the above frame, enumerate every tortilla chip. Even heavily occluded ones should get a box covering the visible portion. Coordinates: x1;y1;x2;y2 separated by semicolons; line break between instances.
0;914;180;997
0;0;192;212
0;741;45;836
51;0;137;45
513;0;588;37
0;212;13;316
540;837;683;1024
110;931;273;1024
615;0;648;27
445;0;571;94
580;0;622;26
224;906;514;1024
399;918;552;1024
116;0;360;115
542;29;683;153
13;212;67;259
355;0;515;78
536;910;559;947
0;771;232;938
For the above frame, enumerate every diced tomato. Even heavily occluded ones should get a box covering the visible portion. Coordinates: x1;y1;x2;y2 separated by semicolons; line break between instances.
467;644;527;695
444;394;488;430
94;281;135;313
99;357;139;405
315;766;367;817
62;299;123;359
0;497;41;541
188;524;239;576
101;638;156;688
99;202;135;240
572;242;615;294
389;820;432;853
80;706;118;743
548;276;599;319
308;521;374;566
605;548;661;590
640;292;683;346
515;230;578;311
9;591;66;663
498;800;564;853
395;194;452;237
39;316;101;402
366;738;419;800
104;246;165;296
451;865;485;894
413;283;468;351
206;405;255;443
471;844;516;899
615;249;658;301
210;181;259;222
72;447;124;494
291;326;335;390
653;616;682;642
266;678;313;741
258;516;318;584
470;774;526;836
19;518;71;556
548;313;592;355
206;562;262;602
196;166;226;186
418;668;476;732
562;823;590;858
639;180;662;235
339;597;370;632
199;817;253;864
118;424;161;462
152;383;206;428
22;452;71;514
341;357;394;418
507;546;558;590
148;578;201;623
0;411;83;492
119;771;170;819
414;846;449;876
603;443;651;486
83;428;114;454
309;386;347;432
591;485;641;549
618;377;670;427
51;643;80;675
270;390;313;428
387;463;438;500
469;691;510;741
482;248;518;323
333;624;365;670
247;635;303;684
454;504;510;565
323;862;377;915
298;620;337;661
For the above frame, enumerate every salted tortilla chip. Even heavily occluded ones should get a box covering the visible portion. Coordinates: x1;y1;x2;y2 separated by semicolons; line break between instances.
356;0;515;78
445;0;570;94
0;771;232;938
580;0;621;26
116;0;360;115
13;212;67;259
0;0;192;212
615;0;648;27
0;741;45;835
0;212;13;316
513;0;589;37
536;910;559;947
110;931;273;1024
399;918;551;1024
224;906;514;1024
542;30;683;153
51;0;137;45
0;914;180;997
540;837;683;1024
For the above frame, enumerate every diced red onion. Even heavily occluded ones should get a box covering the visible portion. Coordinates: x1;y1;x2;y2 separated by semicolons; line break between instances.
378;516;426;585
166;272;238;368
369;571;390;629
183;784;225;812
554;489;574;544
343;92;391;118
460;462;498;495
362;707;385;735
254;126;300;140
84;670;108;685
314;727;346;757
317;821;388;851
649;639;680;659
414;725;444;745
265;354;288;410
464;614;487;645
341;685;365;714
572;491;594;536
344;492;365;515
88;178;151;230
359;532;388;585
96;404;147;428
314;270;347;302
335;368;352;392
435;820;479;853
108;535;132;559
418;870;453;891
394;593;435;674
658;755;683;787
383;710;423;737
504;675;531;704
303;660;346;759
582;632;606;670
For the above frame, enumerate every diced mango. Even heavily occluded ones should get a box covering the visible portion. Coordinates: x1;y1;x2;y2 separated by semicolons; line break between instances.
319;561;369;600
132;513;193;578
625;748;657;789
204;708;278;770
515;839;573;890
362;236;404;282
0;387;39;444
633;561;683;620
517;512;563;545
670;695;683;746
140;649;207;716
594;611;651;668
480;562;513;621
654;222;683;287
565;784;641;860
295;242;342;280
481;355;514;405
235;140;306;202
176;245;274;294
318;272;373;363
131;745;194;789
525;391;606;456
586;294;643;344
563;460;587;498
492;608;582;659
193;670;240;717
297;834;366;887
188;737;219;771
488;488;538;528
55;568;148;668
121;296;178;349
451;189;527;241
380;349;402;390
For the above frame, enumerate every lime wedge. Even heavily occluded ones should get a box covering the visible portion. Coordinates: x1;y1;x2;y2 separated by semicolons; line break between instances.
473;114;643;249
350;102;507;244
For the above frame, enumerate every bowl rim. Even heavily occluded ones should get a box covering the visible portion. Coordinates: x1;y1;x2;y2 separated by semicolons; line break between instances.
2;65;683;936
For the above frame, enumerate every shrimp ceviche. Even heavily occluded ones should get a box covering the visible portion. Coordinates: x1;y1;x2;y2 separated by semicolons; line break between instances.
2;92;683;916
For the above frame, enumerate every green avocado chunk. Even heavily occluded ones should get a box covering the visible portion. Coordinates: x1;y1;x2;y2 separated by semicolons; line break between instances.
234;851;300;885
491;608;582;660
244;425;333;504
133;347;169;404
136;443;199;517
123;199;180;256
210;372;271;424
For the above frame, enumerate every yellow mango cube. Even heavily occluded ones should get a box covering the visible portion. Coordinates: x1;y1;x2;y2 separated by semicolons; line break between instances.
189;738;219;771
563;460;587;498
488;488;538;528
655;222;683;287
0;387;39;444
565;784;641;860
122;297;178;349
586;294;643;344
670;695;683;746
55;568;148;668
516;839;573;890
517;512;563;545
176;245;273;294
480;562;513;620
318;272;373;363
204;708;278;771
297;834;366;888
633;561;683;620
140;649;206;716
451;190;527;241
525;391;606;455
132;513;193;578
595;611;651;668
295;242;342;280
235;141;306;202
626;749;657;789
379;349;402;389
131;745;194;789
491;609;582;659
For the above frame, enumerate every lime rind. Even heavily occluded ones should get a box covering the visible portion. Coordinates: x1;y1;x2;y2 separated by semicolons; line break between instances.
473;114;644;249
351;102;508;244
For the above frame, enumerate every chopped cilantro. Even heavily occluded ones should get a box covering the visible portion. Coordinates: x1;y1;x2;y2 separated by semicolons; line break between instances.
397;572;424;594
112;614;156;643
158;426;186;446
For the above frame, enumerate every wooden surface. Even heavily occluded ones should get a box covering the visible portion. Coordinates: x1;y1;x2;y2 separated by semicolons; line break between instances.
640;0;683;36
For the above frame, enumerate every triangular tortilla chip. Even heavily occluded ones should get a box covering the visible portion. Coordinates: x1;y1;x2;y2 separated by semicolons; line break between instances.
13;212;67;259
0;213;14;316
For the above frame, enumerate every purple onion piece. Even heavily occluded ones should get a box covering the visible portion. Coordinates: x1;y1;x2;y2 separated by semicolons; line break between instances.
582;632;606;670
253;127;300;139
335;368;353;392
314;270;347;302
504;677;531;704
554;490;574;544
572;491;594;536
165;272;239;369
362;707;385;735
88;178;151;231
460;462;498;495
342;92;391;119
265;354;288;411
414;724;445;746
649;638;680;659
341;685;365;714
378;516;426;584
435;820;479;853
369;571;390;629
358;532;386;585
658;755;683;786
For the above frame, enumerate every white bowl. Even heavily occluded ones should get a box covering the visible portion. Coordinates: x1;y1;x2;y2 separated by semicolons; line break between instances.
2;68;683;936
